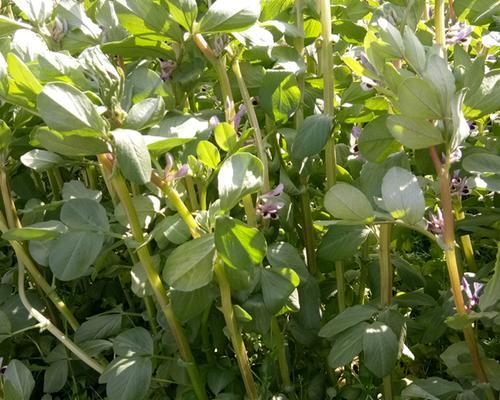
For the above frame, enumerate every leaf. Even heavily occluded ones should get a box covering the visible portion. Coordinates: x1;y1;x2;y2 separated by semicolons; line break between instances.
317;226;370;263
167;0;198;31
319;304;378;337
115;195;160;229
218;152;264;211
215;216;267;271
397;77;443;120
113;129;152;185
113;327;153;357
2;221;67;241
479;243;500;311
31;127;109;156
13;0;53;24
260;70;300;123
37;82;107;133
381;167;425;225
20;149;64;172
0;15;32;37
261;267;299;314
152;214;190;246
62;180;102;202
75;314;122;343
401;377;462;400
61;198;109;232
0;120;11;150
171;285;217;323
449;89;470;152
387;115;444;149
393;290;437;307
378;18;404;56
363;321;399;378
131;255;161;298
403;26;426;73
358;116;401;162
291;114;332;161
214;122;237;152
3;359;35;400
267;241;309;282
163;235;215;291
44;360;68;393
463;152;500;175
99;357;152;400
198;0;260;33
423;54;456;113
324;183;375;222
49;232;104;281
328;322;369;368
123;97;165;130
101;36;176;60
7;52;42;108
197;140;221;169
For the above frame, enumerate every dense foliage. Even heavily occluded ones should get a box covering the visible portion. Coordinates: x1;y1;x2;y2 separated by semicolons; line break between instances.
0;0;499;399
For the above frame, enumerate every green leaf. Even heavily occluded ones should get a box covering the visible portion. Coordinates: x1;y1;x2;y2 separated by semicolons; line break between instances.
49;232;104;281
319;304;378;337
3;359;35;400
401;377;462;400
479;243;500;311
387;115;443;149
171;285;217;323
378;18;404;56
463;152;500;175
381;167;425;225
324;183;375;222
13;0;53;24
131;255;161;298
99;357;152;400
37;82;107;134
261;267;299;314
113;327;153;357
197;140;221;169
44;360;68;393
328;322;369;368
62;180;102;202
215;216;267;271
358;116;401;162
20;149;64;172
317;226;370;263
393;290;437;307
7;53;43;108
214;122;237;152
403;26;426;73
113;129;152;185
291;114;332;161
61;198;109;232
450;89;470;152
363;321;399;378
163;235;215;291
101;36;176;60
2;221;67;241
397;77;443;120
115;195;160;229
218;152;263;211
198;0;260;33
123;97;165;130
152;214;190;246
31;127;109;156
423;53;456;113
267;242;309;282
0;120;11;150
167;0;198;31
0;16;32;37
75;314;122;343
260;70;300;123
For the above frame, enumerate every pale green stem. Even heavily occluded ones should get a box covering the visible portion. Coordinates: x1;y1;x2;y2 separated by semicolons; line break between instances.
434;0;446;51
299;176;318;275
242;194;257;227
453;200;477;272
98;155;207;400
184;175;200;211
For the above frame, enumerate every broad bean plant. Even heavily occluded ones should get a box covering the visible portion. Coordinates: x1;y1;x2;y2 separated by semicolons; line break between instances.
0;0;499;399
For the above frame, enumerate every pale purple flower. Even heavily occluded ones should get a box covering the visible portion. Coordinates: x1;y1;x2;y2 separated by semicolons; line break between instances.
360;52;377;74
461;275;483;312
257;183;285;219
450;170;471;197
234;104;247;130
159;60;176;81
164;153;190;181
360;76;377;91
446;23;473;45
426;208;444;235
209;115;220;129
449;147;463;164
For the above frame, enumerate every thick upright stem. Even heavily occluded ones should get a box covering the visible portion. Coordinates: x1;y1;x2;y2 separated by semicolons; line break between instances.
214;259;258;400
429;147;490;388
294;0;305;127
454;200;477;272
98;155;207;400
434;0;446;50
378;223;393;400
299;176;318;275
231;59;270;192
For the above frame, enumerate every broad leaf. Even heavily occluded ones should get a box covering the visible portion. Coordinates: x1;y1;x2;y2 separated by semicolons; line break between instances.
61;198;109;232
328;322;369;368
319;304;378;337
75;314;122;343
387;115;443;149
261;267;299;314
291;114;332;161
397;77;443;120
2;221;67;241
31;127;109;156
113;129;152;185
198;0;260;33
99;357;152;400
197;140;221;169
317;226;370;263
168;0;198;31
123;97;165;130
218;153;264;210
363;321;399;378
324;183;375;222
20;149;63;172
463;152;500;175
113;327;153;357
403;26;425;73
37;82;107;133
381;167;425;225
3;359;35;400
163;235;215;291
358;116;401;162
260;70;300;123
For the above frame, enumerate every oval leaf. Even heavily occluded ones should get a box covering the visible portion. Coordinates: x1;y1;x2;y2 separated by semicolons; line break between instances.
324;183;375;222
363;321;399;378
113;128;152;185
387;115;443;149
198;0;260;33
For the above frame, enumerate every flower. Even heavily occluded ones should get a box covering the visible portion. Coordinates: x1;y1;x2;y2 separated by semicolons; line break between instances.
257;184;285;219
159;60;176;81
461;275;483;312
450;170;471;197
426;208;444;235
234;104;247;130
164;153;189;181
446;23;473;46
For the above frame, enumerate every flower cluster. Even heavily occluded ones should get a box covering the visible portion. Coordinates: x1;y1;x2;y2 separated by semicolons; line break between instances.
461;275;483;312
256;183;285;219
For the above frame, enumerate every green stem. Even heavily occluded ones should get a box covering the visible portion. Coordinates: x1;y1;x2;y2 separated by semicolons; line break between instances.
335;261;346;312
378;223;393;400
299;176;317;275
144;295;159;337
0;168;20;228
17;260;104;374
47;169;62;201
231;58;270;193
214;258;258;400
294;0;305;127
242;194;257;227
98;155;207;400
429;147;491;391
271;317;294;395
434;0;446;51
358;241;370;304
453;200;477;272
184;175;200;210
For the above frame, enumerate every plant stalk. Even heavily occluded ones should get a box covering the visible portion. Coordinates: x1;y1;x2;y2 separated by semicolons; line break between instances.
299;176;318;275
453;200;477;272
98;155;207;400
434;0;446;51
214;258;258;400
